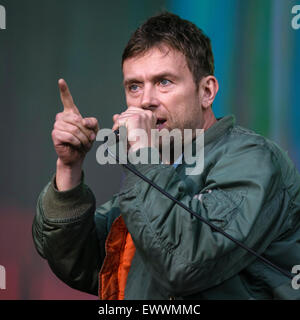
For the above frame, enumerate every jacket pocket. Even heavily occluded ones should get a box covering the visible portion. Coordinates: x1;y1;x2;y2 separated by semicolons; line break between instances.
199;188;246;229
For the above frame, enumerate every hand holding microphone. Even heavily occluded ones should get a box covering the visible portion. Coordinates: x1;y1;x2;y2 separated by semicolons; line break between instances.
112;107;157;152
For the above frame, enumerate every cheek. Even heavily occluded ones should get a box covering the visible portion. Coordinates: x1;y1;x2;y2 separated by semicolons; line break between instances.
125;94;133;107
166;92;192;118
125;91;141;107
170;93;200;127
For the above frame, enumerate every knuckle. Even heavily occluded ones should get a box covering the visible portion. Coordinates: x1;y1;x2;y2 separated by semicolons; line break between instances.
86;118;95;127
51;128;58;137
92;118;98;127
55;112;63;121
72;126;80;136
71;114;80;123
53;121;60;129
68;133;78;145
51;129;60;142
73;137;81;146
84;118;91;126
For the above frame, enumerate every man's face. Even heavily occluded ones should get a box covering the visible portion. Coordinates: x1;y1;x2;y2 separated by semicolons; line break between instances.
122;45;205;136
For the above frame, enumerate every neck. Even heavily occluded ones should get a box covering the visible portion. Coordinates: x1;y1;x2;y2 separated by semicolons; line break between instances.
202;108;217;130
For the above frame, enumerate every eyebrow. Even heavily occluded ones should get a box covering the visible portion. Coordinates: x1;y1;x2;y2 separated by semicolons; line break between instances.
123;72;179;87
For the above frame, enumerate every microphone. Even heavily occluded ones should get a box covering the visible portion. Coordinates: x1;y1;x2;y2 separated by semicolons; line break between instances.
103;129;120;144
113;129;120;141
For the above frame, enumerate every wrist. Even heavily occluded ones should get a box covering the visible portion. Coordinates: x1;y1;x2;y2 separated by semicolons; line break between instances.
56;158;83;171
56;158;83;191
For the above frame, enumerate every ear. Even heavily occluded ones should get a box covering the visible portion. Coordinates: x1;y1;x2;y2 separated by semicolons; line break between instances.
198;76;219;109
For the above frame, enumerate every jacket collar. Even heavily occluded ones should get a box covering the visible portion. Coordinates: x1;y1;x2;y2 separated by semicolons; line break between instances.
204;114;235;147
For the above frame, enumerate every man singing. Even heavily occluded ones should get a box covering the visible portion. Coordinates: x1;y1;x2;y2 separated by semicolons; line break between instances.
32;12;300;300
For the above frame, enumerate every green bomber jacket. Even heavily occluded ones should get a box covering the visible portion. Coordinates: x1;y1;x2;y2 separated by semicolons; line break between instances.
32;115;300;299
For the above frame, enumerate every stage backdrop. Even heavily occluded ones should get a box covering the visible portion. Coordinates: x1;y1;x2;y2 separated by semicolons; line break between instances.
0;0;299;299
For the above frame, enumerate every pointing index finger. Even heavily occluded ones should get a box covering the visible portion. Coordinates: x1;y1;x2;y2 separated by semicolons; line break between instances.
58;79;80;115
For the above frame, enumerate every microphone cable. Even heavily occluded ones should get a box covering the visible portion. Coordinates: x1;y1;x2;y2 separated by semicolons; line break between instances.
103;132;294;280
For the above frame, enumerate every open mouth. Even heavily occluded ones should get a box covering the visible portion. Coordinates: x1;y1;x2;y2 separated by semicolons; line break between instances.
156;119;167;130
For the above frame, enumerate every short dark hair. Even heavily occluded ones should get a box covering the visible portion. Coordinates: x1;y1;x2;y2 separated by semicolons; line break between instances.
122;11;214;85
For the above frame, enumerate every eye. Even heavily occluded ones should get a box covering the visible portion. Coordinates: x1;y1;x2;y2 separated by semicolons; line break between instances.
129;84;140;92
159;79;171;86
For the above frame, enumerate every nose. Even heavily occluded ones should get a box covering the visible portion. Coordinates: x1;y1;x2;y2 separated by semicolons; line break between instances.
140;84;159;111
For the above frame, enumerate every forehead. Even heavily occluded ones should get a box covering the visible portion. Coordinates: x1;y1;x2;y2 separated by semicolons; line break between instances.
122;45;189;78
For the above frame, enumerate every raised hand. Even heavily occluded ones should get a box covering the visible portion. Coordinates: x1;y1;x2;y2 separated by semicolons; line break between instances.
52;79;99;190
52;79;99;166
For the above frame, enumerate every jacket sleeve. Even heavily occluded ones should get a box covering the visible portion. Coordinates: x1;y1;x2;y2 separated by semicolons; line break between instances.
32;174;106;296
118;145;288;297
